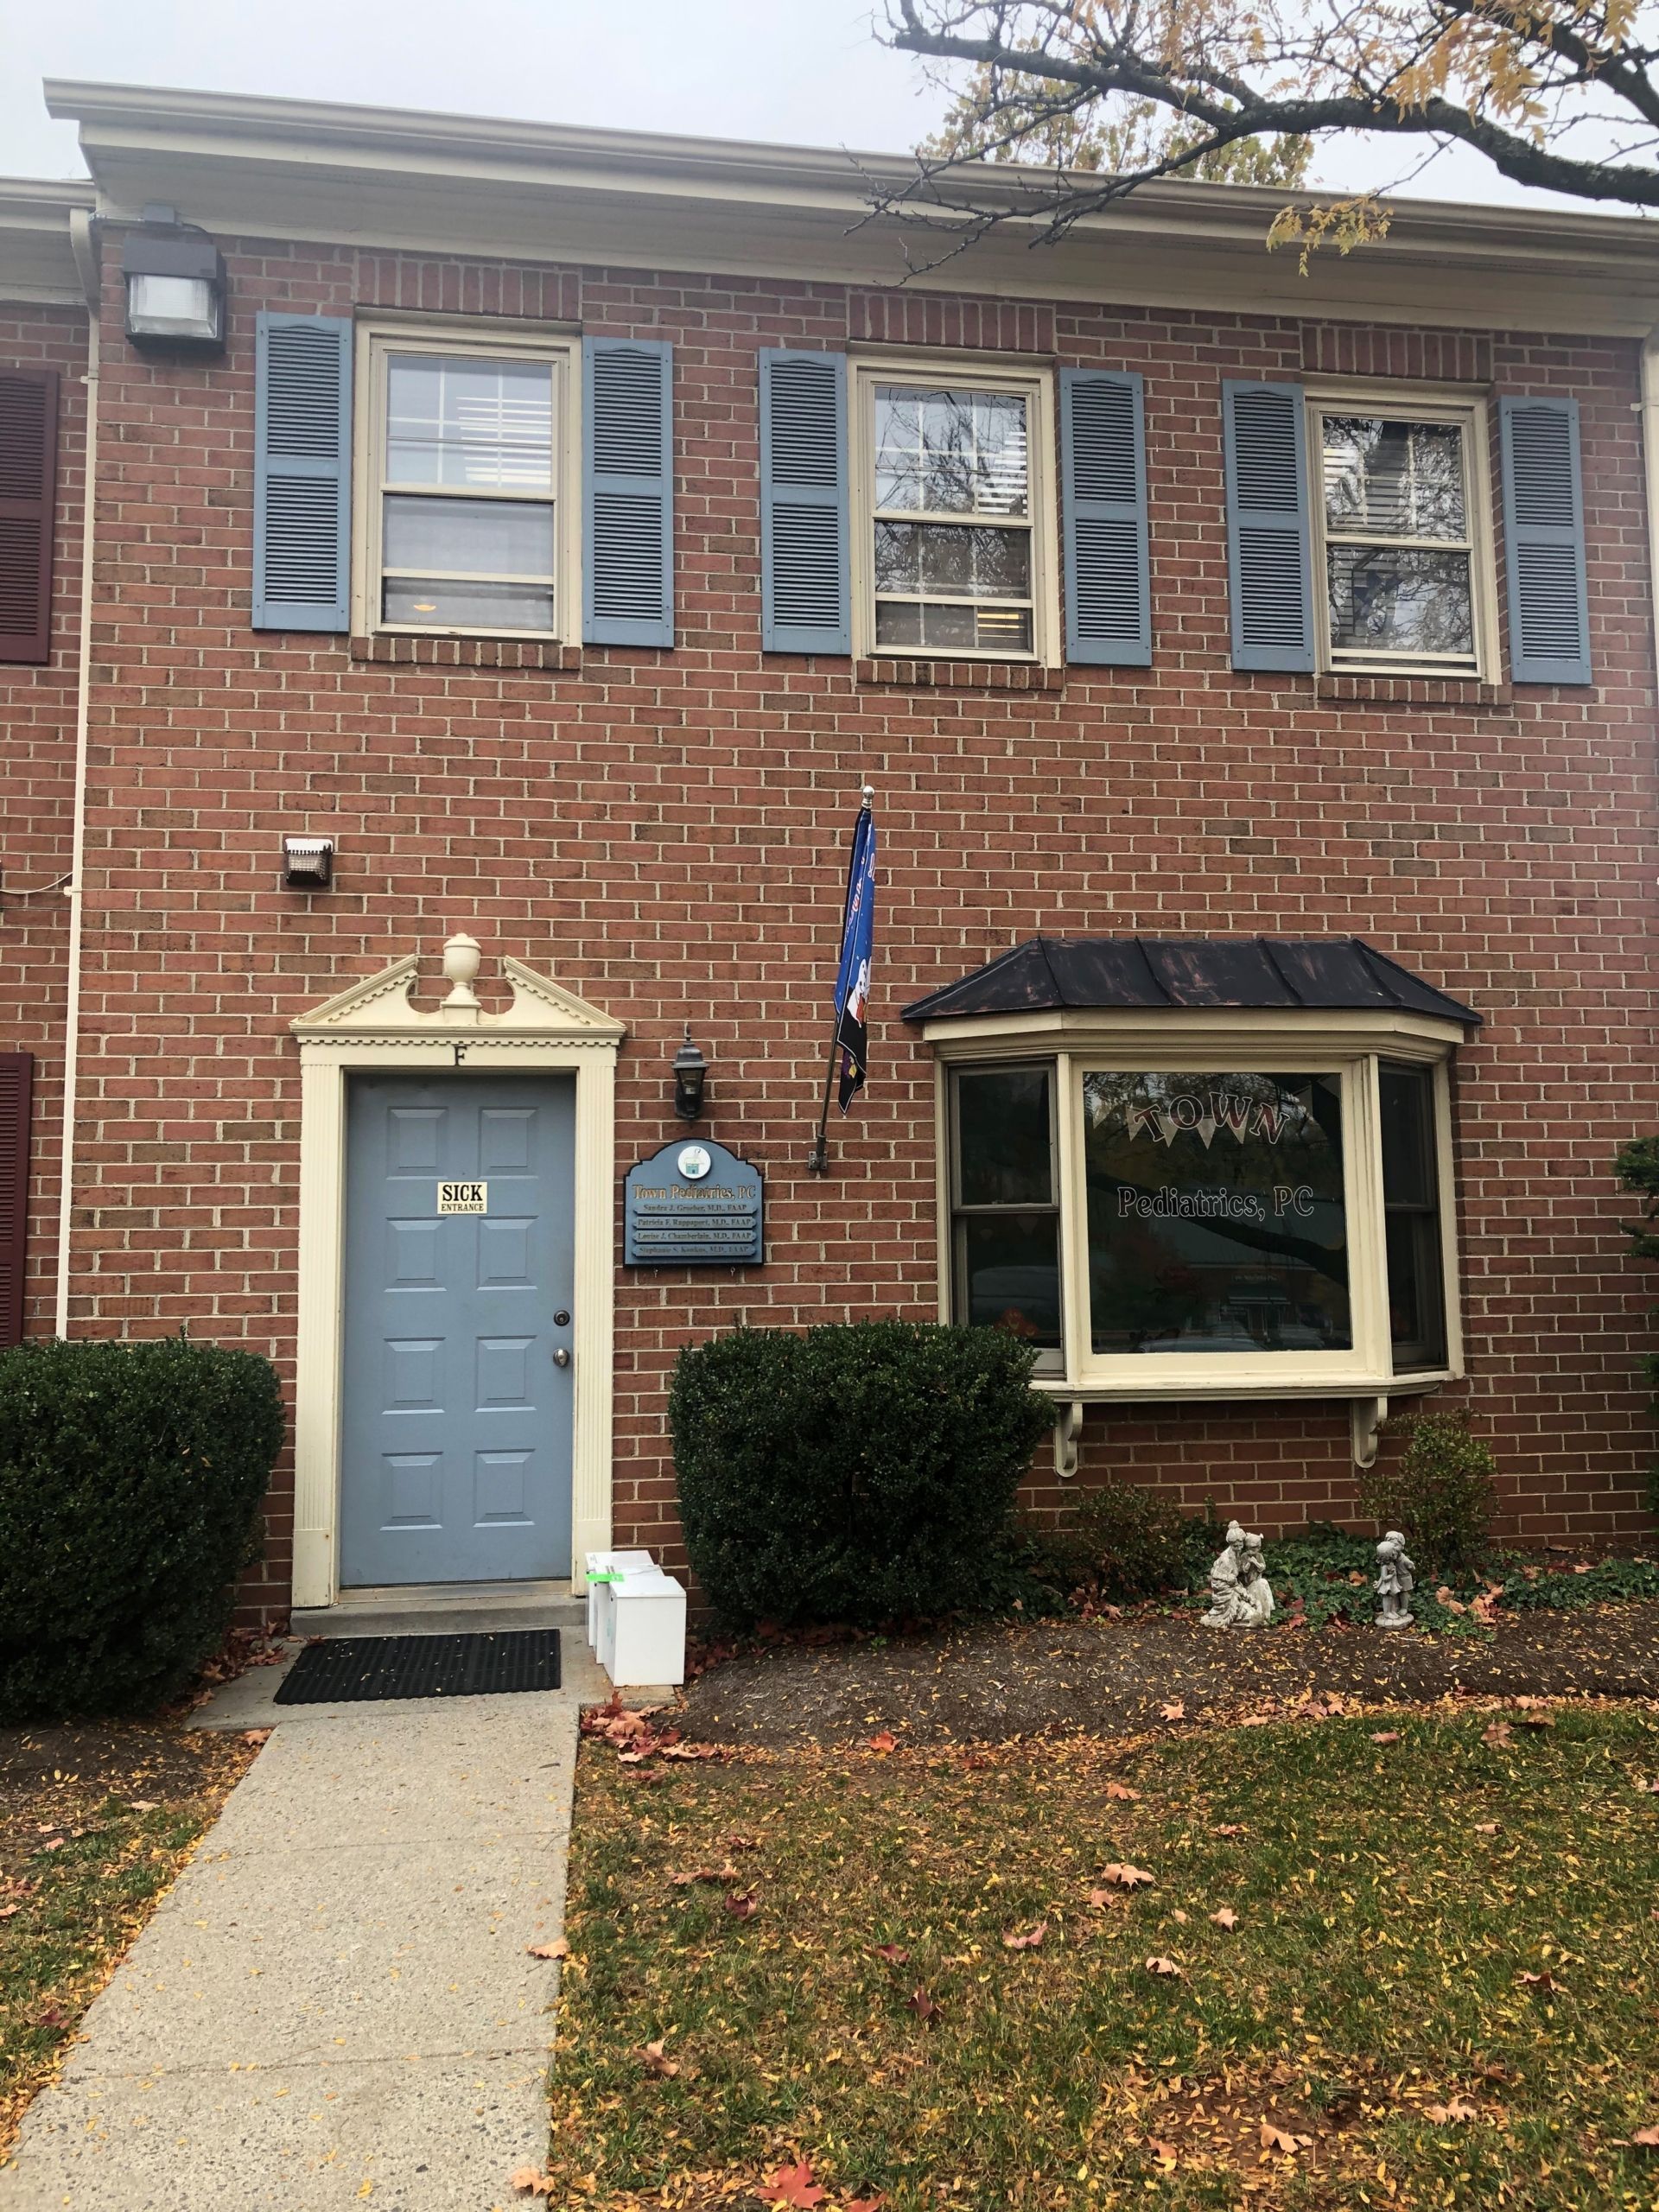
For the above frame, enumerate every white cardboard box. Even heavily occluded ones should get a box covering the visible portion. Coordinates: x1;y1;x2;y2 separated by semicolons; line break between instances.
583;1548;658;1649
607;1570;687;1688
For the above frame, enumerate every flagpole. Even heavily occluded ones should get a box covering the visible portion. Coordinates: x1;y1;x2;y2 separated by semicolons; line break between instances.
806;784;874;1176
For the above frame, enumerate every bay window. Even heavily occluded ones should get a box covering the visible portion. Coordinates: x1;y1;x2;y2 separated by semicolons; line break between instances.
921;938;1472;1411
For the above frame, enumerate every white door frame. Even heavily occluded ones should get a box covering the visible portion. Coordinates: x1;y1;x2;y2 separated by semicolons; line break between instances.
289;938;625;1610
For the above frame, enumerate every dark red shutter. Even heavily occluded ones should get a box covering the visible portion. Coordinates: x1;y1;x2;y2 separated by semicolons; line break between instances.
0;1052;33;1347
0;370;59;665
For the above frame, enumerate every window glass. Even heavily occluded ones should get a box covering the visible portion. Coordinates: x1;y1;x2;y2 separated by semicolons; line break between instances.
1380;1064;1446;1369
1319;412;1475;668
383;578;555;630
1322;419;1465;539
952;1067;1060;1352
957;1068;1052;1206
874;523;1031;600
385;356;553;491
377;349;559;635
873;382;1034;656
1083;1071;1351;1355
875;388;1028;516
1326;547;1474;658
383;495;555;577
961;1215;1062;1346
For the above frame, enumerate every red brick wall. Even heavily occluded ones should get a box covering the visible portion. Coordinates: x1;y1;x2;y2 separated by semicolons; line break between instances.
0;302;86;1338
50;239;1659;1616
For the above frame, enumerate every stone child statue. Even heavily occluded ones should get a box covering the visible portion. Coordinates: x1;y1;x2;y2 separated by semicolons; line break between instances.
1201;1521;1247;1626
1375;1530;1415;1627
1202;1522;1274;1627
1237;1532;1275;1626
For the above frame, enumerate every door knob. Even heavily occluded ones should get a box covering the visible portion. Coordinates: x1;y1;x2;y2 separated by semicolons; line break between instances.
552;1347;571;1368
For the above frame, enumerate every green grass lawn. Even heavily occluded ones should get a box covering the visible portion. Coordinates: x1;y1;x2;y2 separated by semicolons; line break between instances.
547;1704;1659;2210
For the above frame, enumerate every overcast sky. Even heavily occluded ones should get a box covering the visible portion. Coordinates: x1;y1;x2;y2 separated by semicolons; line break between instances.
0;0;1609;216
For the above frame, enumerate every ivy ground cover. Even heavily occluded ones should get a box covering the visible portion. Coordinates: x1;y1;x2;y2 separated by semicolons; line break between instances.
542;1702;1659;2210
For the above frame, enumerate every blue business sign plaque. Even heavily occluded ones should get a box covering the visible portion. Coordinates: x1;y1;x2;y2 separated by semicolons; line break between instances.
623;1140;764;1267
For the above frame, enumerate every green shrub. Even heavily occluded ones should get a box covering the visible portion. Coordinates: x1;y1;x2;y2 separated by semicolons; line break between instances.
0;1338;284;1723
1357;1408;1497;1581
1061;1478;1191;1601
670;1321;1054;1629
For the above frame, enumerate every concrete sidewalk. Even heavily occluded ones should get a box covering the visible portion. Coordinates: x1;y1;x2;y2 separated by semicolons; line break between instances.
0;1630;607;2211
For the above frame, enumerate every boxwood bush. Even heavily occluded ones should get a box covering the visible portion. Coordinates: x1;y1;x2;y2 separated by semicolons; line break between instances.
671;1320;1054;1629
0;1338;284;1722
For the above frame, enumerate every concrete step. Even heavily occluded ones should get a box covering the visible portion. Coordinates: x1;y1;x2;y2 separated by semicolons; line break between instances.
293;1580;586;1641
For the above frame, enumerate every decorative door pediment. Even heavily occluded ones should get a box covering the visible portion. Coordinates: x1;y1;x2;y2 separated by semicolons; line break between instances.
291;934;626;1047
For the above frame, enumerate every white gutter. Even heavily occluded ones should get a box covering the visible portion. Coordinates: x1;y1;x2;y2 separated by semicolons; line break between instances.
54;208;99;1338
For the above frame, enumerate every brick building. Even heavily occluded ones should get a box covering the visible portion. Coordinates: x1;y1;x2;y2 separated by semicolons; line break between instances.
3;80;1658;1623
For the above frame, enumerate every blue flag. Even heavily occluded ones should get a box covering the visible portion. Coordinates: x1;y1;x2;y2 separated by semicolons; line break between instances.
832;801;875;1113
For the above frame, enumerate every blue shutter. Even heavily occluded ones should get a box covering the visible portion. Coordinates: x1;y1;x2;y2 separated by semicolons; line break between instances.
759;348;849;654
1060;368;1149;666
253;314;352;632
1222;379;1313;672
1500;395;1591;685
583;338;673;648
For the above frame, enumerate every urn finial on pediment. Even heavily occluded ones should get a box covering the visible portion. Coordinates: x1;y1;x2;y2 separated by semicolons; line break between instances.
441;932;483;1019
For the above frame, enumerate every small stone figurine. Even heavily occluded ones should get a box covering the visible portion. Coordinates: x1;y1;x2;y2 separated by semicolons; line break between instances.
1202;1522;1274;1627
1238;1532;1275;1626
1375;1530;1415;1627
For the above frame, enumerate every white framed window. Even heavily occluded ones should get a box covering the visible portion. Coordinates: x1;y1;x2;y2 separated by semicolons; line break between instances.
948;1064;1065;1376
354;321;580;641
1308;387;1497;679
934;1016;1461;1402
850;357;1059;664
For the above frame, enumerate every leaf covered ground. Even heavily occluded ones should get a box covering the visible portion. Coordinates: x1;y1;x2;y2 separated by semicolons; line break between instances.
546;1701;1659;2210
677;1599;1659;1752
0;1719;257;2158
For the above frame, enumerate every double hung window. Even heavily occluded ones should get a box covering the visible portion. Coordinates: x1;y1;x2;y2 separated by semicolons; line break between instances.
360;328;574;640
949;1066;1063;1371
855;361;1056;664
1311;398;1491;677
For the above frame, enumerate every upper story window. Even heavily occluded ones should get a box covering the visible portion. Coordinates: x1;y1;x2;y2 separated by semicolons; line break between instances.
357;324;576;641
852;359;1058;665
1310;395;1494;678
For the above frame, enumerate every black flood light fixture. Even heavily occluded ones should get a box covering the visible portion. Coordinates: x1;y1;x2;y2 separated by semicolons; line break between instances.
672;1027;708;1122
282;836;334;891
122;206;227;354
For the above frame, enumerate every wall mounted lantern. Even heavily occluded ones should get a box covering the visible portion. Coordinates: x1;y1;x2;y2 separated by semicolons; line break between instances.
282;836;334;890
122;206;227;355
672;1027;708;1122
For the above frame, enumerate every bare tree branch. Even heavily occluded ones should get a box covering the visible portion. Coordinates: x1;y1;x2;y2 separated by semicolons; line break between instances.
874;0;1659;257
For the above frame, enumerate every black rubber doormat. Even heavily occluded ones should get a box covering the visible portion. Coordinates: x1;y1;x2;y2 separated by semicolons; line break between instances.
274;1629;563;1705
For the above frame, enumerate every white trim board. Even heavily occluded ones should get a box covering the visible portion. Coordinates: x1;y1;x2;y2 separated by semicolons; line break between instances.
289;939;624;1610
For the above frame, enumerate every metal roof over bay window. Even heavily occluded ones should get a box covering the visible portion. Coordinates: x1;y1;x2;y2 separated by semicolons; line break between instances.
903;937;1481;1027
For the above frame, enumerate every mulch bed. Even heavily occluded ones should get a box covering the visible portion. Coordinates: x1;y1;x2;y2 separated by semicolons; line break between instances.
0;1721;251;1885
676;1600;1659;1750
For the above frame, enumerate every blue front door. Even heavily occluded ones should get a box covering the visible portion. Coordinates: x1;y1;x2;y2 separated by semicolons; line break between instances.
340;1072;575;1586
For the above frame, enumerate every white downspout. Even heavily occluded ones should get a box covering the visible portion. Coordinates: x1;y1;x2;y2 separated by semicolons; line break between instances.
54;210;100;1338
1643;324;1659;686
